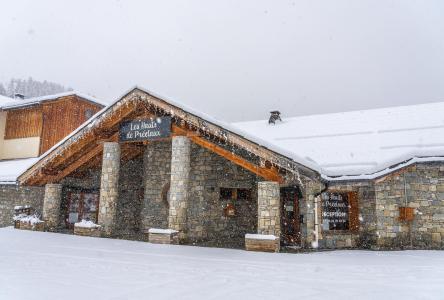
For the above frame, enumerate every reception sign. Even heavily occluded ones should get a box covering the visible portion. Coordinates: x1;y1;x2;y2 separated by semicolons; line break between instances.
321;192;349;230
119;117;171;142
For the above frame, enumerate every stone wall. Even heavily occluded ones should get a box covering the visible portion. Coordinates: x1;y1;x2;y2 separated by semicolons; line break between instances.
374;162;444;249
115;156;144;237
140;140;171;230
187;143;258;247
0;184;44;227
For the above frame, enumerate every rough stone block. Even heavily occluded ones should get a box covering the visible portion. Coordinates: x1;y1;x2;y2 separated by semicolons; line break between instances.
245;234;280;252
148;228;179;244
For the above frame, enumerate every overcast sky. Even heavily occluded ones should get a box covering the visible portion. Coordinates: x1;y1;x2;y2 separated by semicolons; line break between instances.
1;0;444;121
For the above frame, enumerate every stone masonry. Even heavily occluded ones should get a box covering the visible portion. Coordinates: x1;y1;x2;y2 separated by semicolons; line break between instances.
374;162;444;249
98;142;121;235
141;141;172;231
257;181;280;236
0;185;44;227
42;183;63;230
168;136;191;241
187;143;258;247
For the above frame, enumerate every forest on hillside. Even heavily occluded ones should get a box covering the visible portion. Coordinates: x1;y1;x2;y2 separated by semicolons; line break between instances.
0;78;72;99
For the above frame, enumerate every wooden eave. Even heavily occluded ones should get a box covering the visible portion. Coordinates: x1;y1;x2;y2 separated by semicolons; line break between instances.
18;88;319;186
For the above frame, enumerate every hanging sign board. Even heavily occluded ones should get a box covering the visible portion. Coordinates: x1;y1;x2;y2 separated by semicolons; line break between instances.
119;117;171;142
321;192;349;230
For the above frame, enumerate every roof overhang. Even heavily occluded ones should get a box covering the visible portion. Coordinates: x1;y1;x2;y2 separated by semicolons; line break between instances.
18;87;320;186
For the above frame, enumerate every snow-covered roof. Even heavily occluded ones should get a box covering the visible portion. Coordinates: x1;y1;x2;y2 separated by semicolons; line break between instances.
18;86;321;185
232;102;444;180
0;91;108;110
0;95;14;106
0;157;40;184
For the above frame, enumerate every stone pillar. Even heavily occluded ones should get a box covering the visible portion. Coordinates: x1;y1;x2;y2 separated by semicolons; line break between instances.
257;181;280;236
98;142;121;235
168;136;191;241
42;183;63;230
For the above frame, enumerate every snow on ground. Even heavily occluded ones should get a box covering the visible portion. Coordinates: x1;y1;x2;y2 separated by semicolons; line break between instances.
0;227;443;300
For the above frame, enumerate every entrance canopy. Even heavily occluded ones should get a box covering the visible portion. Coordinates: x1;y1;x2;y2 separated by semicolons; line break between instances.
18;87;319;186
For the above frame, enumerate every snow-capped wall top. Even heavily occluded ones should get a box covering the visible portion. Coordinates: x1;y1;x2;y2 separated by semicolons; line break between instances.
232;101;444;180
0;95;14;106
0;157;40;184
0;91;108;109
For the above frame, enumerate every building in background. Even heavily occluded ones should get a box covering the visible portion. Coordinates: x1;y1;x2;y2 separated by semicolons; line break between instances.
0;92;105;226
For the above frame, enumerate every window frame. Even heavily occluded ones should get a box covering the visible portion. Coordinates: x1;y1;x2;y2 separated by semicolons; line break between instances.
321;190;359;233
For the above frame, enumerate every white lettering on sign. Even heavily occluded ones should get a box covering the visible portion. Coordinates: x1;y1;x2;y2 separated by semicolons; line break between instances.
321;192;349;230
120;117;171;142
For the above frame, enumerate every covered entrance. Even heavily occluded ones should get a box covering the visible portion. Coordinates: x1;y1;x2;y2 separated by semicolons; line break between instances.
280;186;301;246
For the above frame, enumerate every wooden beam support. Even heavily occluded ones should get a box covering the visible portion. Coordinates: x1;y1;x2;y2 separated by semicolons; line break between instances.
173;125;283;183
44;142;104;184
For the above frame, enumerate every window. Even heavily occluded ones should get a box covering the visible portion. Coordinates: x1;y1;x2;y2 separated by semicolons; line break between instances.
237;188;251;200
220;188;234;200
321;191;359;232
219;188;252;201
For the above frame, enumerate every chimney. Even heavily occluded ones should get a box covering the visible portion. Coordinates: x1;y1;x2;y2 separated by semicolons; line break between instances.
268;111;282;125
14;93;25;100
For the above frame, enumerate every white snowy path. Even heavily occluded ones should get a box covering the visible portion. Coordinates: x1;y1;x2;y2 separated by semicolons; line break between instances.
0;228;444;300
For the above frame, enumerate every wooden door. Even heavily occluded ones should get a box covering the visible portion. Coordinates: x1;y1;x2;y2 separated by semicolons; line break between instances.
280;187;301;245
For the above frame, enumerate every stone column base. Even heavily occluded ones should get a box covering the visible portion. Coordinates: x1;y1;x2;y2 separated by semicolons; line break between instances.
74;225;102;237
18;221;45;232
148;228;179;244
245;234;280;252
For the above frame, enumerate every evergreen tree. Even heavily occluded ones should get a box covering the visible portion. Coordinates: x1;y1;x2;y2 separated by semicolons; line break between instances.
0;83;6;96
3;77;72;98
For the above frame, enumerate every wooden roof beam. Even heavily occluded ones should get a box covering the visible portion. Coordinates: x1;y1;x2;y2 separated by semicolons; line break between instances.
43;142;104;184
172;125;283;183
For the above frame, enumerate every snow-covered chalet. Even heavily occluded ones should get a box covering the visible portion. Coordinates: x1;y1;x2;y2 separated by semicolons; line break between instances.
5;87;444;251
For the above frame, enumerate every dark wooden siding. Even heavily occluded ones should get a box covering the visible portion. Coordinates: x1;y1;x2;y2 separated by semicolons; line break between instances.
4;107;43;139
39;96;102;154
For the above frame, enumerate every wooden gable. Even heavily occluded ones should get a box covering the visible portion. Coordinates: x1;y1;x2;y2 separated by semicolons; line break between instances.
19;88;317;186
39;95;103;154
4;106;43;139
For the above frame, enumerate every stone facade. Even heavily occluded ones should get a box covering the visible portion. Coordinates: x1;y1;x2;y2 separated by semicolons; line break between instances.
168;136;191;241
313;162;444;250
374;162;444;249
98;142;121;235
0;184;44;227
12;130;444;251
257;181;280;236
42;183;63;229
139;140;258;247
187;143;258;247
141;141;171;231
115;157;144;237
